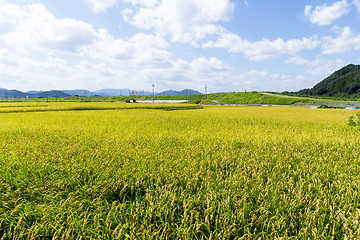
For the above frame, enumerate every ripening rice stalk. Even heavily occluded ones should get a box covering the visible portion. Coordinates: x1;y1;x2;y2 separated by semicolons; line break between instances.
0;104;359;238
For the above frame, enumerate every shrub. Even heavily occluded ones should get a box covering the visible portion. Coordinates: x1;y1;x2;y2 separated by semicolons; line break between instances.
348;112;360;126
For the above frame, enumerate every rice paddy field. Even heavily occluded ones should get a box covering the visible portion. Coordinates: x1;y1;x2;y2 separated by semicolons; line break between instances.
1;102;360;239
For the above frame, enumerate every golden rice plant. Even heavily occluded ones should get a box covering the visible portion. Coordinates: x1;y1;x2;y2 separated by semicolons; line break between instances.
0;104;359;238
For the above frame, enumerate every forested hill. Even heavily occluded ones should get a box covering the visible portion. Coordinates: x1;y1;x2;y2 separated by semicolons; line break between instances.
297;64;360;97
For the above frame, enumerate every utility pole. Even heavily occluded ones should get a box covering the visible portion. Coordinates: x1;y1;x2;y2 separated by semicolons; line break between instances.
152;84;155;103
205;85;207;100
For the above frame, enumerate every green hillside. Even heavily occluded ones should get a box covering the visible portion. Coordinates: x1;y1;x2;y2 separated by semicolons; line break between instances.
146;91;313;105
297;64;360;97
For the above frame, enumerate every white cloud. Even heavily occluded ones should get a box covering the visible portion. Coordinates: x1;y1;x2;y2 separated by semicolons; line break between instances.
190;57;229;71
84;0;119;13
122;0;234;45
0;54;74;90
0;48;19;66
150;57;231;91
123;0;158;7
322;26;360;54
0;51;133;91
0;3;98;54
234;70;310;92
170;57;229;81
121;8;133;22
203;33;320;61
82;31;171;68
0;2;27;25
0;2;173;90
107;56;231;91
286;56;345;75
353;0;360;13
304;0;349;26
0;2;232;91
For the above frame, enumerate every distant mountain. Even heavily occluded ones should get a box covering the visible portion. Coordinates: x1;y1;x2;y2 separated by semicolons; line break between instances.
0;89;27;98
33;91;70;98
296;64;360;97
95;89;130;96
94;89;201;96
156;89;202;96
26;90;42;95
156;90;179;96
63;90;97;97
0;88;203;98
0;89;70;98
94;89;153;96
178;89;202;95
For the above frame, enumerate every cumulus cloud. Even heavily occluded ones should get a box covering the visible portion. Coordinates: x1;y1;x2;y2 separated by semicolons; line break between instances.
81;30;171;69
0;2;169;90
234;70;310;92
353;0;360;13
0;54;74;90
122;0;234;45
0;2;235;91
0;48;19;66
0;2;28;25
123;0;158;7
84;0;119;13
171;57;229;81
203;33;320;61
191;57;229;71
322;26;360;54
150;57;231;90
0;3;98;54
286;56;345;75
304;0;349;26
84;0;160;13
93;57;230;91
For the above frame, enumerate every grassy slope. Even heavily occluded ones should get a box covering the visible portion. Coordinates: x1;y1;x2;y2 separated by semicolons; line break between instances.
203;92;311;104
145;91;314;105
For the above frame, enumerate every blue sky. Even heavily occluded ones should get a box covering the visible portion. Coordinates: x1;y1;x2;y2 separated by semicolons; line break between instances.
0;0;359;93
